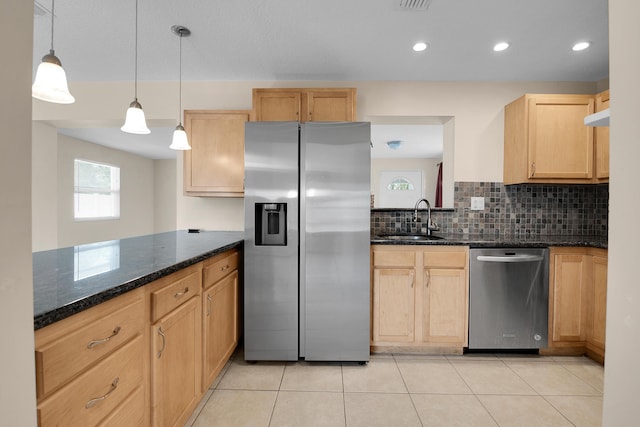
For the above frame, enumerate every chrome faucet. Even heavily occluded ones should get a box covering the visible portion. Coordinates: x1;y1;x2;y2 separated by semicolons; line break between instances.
413;198;438;236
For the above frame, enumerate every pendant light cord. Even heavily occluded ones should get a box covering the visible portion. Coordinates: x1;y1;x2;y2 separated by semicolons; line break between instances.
134;0;139;100
178;30;183;124
50;0;55;53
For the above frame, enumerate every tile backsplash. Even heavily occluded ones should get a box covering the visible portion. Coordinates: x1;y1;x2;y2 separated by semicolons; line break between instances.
371;181;609;239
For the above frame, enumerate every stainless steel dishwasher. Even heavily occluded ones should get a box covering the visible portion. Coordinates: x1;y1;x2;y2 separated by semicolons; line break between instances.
468;248;549;350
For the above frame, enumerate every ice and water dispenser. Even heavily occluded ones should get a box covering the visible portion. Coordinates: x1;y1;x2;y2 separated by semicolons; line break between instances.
254;203;287;246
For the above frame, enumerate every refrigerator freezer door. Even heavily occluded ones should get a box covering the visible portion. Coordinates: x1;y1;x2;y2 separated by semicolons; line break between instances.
244;122;300;361
300;122;371;362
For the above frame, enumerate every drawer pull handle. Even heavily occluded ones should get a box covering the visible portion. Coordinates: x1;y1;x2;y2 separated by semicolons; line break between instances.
86;377;119;409
174;287;189;298
220;264;230;272
157;327;166;358
87;326;121;349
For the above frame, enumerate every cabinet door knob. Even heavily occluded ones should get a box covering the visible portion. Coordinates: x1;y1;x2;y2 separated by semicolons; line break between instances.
87;326;121;349
409;271;415;288
85;377;119;409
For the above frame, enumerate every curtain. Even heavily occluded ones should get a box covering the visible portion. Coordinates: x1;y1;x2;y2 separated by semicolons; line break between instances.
435;162;443;207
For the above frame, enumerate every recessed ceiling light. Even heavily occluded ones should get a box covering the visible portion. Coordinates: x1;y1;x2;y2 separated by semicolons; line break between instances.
413;42;428;52
493;42;510;52
572;41;591;51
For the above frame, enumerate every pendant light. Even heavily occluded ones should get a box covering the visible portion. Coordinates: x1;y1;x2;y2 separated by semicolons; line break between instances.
169;25;192;150
32;0;75;104
121;0;150;134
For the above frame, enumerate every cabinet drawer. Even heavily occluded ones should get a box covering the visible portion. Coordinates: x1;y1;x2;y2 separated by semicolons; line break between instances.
97;385;145;427
204;250;239;290
151;269;201;322
35;297;144;398
38;335;144;427
423;251;467;269
373;251;415;267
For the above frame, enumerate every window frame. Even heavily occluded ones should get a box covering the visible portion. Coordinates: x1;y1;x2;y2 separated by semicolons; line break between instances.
73;158;121;221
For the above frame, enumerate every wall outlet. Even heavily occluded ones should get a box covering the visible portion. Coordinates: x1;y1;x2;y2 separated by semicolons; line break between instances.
471;197;485;210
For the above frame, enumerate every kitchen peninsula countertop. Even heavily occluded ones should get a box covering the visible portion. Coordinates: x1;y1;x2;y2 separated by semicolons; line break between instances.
370;233;608;249
33;230;243;330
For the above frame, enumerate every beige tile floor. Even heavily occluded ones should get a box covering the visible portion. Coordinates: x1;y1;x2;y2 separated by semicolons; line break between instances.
185;349;604;427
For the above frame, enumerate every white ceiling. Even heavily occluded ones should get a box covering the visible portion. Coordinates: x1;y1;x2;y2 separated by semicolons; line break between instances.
33;0;609;159
371;124;443;159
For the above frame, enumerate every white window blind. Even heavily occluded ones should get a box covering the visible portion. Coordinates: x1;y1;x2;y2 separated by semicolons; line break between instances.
74;159;120;220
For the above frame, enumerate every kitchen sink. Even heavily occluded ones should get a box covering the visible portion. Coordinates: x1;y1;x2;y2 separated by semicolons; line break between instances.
377;234;444;241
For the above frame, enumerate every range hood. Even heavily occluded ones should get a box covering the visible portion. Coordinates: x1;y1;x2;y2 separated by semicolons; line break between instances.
584;108;610;127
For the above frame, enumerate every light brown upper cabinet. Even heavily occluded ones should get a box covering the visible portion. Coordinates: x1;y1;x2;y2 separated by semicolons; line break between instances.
252;88;356;122
504;94;595;184
595;90;610;181
183;110;251;197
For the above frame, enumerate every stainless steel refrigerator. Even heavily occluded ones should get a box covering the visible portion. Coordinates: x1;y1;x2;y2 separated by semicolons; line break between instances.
244;121;370;362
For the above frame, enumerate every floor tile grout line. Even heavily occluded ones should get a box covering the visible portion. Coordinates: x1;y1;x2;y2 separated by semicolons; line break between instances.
392;353;413;395
393;352;427;426
501;357;546;397
556;361;603;394
266;362;287;427
340;363;348;427
539;394;580;426
505;358;602;397
188;357;235;426
470;394;502;427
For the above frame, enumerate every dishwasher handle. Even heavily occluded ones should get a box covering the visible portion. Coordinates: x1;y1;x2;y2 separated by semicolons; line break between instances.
477;254;544;263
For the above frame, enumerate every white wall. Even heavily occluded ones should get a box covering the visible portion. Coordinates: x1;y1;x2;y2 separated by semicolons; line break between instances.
32;122;59;251
32;127;157;250
371;157;441;207
0;0;38;424
602;1;640;425
154;159;177;233
56;134;156;247
34;80;597;231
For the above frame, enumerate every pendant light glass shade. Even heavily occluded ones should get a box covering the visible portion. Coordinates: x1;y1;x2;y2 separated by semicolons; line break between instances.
170;25;191;150
170;124;191;150
121;98;151;134
122;0;149;135
32;0;75;104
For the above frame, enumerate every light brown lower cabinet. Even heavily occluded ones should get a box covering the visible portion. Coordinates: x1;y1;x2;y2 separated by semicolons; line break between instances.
151;295;201;427
371;245;469;353
35;288;147;427
202;251;239;392
34;248;241;427
546;247;608;363
148;262;203;427
587;250;608;362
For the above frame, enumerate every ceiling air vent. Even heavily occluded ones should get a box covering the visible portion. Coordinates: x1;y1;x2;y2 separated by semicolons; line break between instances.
396;0;433;11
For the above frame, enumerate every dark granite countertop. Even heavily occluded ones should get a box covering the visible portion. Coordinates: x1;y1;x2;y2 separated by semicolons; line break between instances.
370;233;608;249
33;230;244;330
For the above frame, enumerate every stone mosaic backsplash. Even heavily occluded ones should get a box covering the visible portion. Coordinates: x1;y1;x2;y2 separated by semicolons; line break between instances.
371;182;609;240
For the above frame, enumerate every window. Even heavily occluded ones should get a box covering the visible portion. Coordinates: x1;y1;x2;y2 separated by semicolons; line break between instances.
378;171;422;208
74;159;120;220
387;177;415;190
